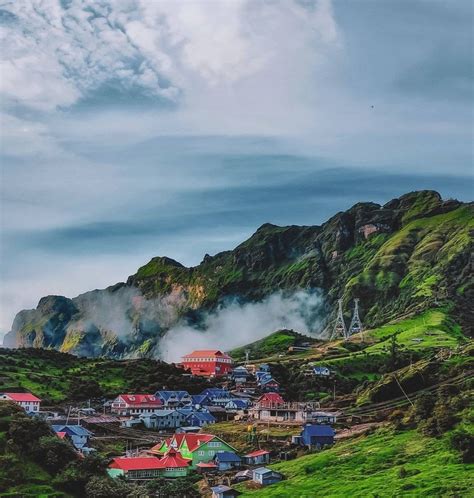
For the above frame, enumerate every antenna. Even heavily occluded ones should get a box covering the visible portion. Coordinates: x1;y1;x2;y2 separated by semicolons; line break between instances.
333;299;348;340
349;298;364;341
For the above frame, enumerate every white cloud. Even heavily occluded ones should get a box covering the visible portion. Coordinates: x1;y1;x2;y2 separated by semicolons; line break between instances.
0;0;340;112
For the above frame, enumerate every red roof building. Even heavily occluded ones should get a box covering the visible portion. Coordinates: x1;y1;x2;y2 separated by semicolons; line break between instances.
111;394;162;416
181;350;233;377
108;451;191;480
0;392;41;412
256;393;285;408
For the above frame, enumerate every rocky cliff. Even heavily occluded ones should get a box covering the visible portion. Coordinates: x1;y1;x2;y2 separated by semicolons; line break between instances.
4;190;473;357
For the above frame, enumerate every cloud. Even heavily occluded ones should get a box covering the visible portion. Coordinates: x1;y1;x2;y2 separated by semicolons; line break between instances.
159;290;325;362
0;0;340;112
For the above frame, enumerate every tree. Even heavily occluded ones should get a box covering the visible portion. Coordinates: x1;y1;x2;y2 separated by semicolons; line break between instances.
33;436;78;473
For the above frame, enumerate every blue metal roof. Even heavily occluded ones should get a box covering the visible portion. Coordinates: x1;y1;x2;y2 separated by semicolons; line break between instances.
155;390;190;401
52;425;91;436
302;424;335;437
214;451;241;462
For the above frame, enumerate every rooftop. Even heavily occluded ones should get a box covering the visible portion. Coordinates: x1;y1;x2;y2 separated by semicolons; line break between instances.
2;392;41;402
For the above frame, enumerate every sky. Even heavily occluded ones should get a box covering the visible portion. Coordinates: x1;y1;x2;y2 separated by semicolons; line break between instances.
0;0;473;337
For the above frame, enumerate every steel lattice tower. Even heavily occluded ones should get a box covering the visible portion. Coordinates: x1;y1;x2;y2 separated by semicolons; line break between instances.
333;298;348;340
349;298;364;340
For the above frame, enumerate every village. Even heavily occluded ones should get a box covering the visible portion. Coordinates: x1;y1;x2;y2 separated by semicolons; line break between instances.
0;349;341;497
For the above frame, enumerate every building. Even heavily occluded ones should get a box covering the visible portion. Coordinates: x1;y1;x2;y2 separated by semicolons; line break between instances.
250;397;329;424
255;393;285;408
0;392;41;412
242;449;270;466
155;390;192;407
213;451;242;471
108;457;162;480
260;378;280;393
252;467;283;486
139;409;188;429
313;366;331;377
232;366;250;385
110;394;162;416
309;411;338;424
211;485;241;498
185;410;216;427
51;424;93;453
181;350;233;377
150;433;238;469
299;424;335;449
225;399;249;411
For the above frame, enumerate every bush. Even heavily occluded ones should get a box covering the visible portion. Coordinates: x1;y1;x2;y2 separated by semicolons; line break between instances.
32;436;78;473
449;429;474;463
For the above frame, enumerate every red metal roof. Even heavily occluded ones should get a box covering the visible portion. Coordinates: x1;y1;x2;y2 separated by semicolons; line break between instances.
56;432;67;439
257;393;285;406
4;393;41;402
117;394;162;407
182;350;232;359
196;462;218;468
109;457;163;471
155;449;191;469
171;433;215;452
244;449;270;457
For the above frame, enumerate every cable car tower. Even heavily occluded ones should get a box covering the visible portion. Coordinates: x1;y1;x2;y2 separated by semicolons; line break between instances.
333;299;348;340
349;298;364;341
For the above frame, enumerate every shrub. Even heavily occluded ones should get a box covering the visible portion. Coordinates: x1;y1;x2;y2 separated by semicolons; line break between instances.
449;429;474;463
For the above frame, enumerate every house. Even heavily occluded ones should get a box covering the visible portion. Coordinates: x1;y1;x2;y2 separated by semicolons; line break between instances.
139;409;188;429
308;411;338;424
110;394;162;416
211;485;241;498
299;424;335;449
313;366;331;377
0;392;41;412
233;469;253;483
255;393;285;408
252;467;283;486
176;426;201;434
260;378;280;393
150;433;238;469
185;410;216;427
155;390;192;407
242;449;270;466
225;399;249;411
196;461;218;473
200;388;232;407
191;394;210;407
51;424;93;453
232;366;250;384
213;451;242;471
181;350;233;377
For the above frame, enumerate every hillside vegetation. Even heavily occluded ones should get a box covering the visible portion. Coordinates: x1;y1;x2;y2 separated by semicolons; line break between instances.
0;348;214;404
4;191;473;358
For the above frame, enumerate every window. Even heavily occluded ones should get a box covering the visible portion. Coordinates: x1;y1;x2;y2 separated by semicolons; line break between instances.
198;451;205;456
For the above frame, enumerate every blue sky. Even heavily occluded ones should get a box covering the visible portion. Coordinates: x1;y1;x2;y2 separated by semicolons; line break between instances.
0;0;473;335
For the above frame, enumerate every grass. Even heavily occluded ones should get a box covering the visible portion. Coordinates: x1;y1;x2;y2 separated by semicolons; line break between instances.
237;427;472;497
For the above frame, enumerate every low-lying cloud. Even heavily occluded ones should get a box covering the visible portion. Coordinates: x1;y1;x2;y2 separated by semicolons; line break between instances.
159;290;325;363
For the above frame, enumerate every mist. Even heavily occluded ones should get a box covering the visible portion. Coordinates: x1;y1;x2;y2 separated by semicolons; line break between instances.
159;290;325;363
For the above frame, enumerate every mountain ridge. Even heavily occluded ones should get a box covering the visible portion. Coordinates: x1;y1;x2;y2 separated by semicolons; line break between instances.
4;190;473;358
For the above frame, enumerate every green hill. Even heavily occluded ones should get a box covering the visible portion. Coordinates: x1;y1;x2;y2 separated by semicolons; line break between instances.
230;329;317;361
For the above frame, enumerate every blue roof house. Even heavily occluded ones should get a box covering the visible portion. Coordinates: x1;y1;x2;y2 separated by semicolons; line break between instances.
185;411;216;427
300;424;335;449
213;451;242;471
155;390;192;407
51;424;93;452
252;467;283;486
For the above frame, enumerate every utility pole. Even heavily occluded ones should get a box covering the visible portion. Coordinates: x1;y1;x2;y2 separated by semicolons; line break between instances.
333;299;348;340
349;298;364;341
245;349;250;366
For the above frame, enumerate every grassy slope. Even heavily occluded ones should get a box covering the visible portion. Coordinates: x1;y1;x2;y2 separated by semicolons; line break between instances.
238;427;473;498
230;330;316;361
0;349;212;403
